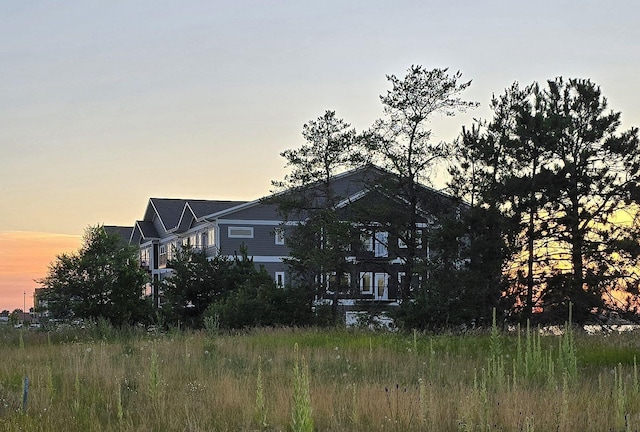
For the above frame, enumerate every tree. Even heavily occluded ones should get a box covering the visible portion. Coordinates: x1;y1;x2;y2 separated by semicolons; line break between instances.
160;244;312;328
204;269;314;329
271;110;360;320
451;83;554;322
159;245;233;328
536;78;640;322
365;65;478;301
452;77;640;323
39;225;152;326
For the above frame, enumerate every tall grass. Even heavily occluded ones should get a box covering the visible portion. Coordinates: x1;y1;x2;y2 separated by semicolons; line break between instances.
1;324;640;431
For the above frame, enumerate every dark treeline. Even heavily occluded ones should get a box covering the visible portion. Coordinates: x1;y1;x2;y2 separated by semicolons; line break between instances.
39;67;640;330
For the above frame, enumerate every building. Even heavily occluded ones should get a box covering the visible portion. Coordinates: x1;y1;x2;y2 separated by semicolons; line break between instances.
125;165;464;317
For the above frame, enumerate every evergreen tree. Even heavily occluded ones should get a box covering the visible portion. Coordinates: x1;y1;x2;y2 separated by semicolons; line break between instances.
537;78;640;322
365;65;478;301
453;78;640;324
451;83;554;322
271;110;360;320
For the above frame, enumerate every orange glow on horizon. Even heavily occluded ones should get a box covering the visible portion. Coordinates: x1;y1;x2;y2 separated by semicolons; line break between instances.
0;231;82;312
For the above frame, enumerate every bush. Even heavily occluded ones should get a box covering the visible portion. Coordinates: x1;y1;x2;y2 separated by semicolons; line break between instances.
204;281;313;329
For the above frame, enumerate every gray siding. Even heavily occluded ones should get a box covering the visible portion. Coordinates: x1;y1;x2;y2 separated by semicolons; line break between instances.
256;262;289;279
218;222;289;257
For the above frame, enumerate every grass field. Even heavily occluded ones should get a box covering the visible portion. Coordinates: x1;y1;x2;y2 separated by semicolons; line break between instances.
1;321;640;431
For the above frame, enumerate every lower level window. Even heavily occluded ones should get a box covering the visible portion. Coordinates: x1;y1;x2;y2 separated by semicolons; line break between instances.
275;272;285;287
360;272;373;294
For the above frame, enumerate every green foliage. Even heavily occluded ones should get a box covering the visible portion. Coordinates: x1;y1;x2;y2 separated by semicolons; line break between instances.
160;245;234;328
162;244;314;329
394;208;505;330
365;65;479;302
39;225;153;327
452;77;640;324
3;327;640;430
290;343;314;432
271;110;361;321
272;110;359;194
205;273;313;329
148;347;160;399
254;355;268;429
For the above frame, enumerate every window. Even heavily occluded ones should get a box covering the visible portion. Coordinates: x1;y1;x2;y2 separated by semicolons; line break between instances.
398;236;406;249
228;226;254;238
398;229;422;249
360;272;373;294
360;233;374;252
374;231;388;257
140;248;150;268
361;230;388;257
207;229;216;248
375;273;389;300
361;272;390;298
159;245;167;267
274;228;285;245
326;272;351;292
275;272;285;287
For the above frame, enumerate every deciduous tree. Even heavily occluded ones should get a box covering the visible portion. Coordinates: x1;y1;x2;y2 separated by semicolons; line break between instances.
39;225;152;326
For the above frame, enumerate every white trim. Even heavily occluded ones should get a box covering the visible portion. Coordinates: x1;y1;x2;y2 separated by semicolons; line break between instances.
274;227;285;245
177;204;197;231
335;189;368;209
218;219;294;226
203;166;377;220
148;199;171;233
275;271;285;287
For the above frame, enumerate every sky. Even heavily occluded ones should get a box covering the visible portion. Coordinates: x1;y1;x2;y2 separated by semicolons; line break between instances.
1;0;639;311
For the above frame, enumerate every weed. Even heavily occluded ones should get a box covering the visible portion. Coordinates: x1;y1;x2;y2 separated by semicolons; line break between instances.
149;347;160;399
290;343;313;432
254;355;268;429
203;313;220;339
1;326;640;430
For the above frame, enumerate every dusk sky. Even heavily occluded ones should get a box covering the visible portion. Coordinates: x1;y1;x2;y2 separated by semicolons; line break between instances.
1;1;639;311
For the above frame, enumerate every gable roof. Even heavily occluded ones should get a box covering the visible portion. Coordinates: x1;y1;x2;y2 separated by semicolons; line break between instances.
186;200;247;220
174;200;247;231
130;164;463;238
103;225;134;243
144;198;188;233
135;220;160;240
196;164;382;222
